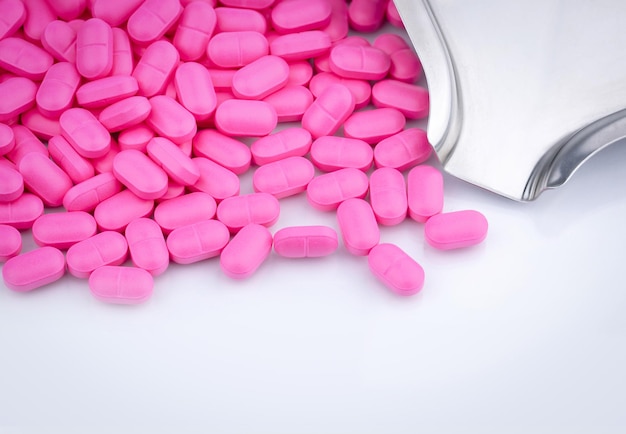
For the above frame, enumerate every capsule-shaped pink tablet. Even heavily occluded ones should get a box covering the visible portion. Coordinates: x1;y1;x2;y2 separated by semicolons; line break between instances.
0;124;15;155
372;80;429;119
251;127;312;166
368;243;424;296
112;149;168;200
0;0;26;39
425;210;488;250
215;7;267;33
133;40;180;98
22;0;55;41
45;0;86;20
407;165;443;223
0;37;54;80
127;0;183;46
270;30;332;61
220;0;273;9
75;18;113;79
32;211;97;249
110;27;133;76
0;224;21;261
369;167;407;226
253;156;314;199
75;75;139;108
232;55;289;100
41;20;77;63
390;48;423;83
48;135;95;184
329;45;390;81
191;157;240;201
0;160;23;202
146;95;198;145
343;108;405;145
192;130;251;175
336;198;379;256
146;137;200;186
99;96;152;132
63;172;122;212
118;124;154;152
60;108;111;158
302;84;354;138
217;193;280;233
2;246;65;292
220;223;272;279
286;61;313;86
89;265;153;304
174;62;217;121
0;77;37;123
310;136;373;172
374;128;432;171
94;189;154;232
348;0;386;32
386;0;404;27
309;72;371;109
322;0;349;41
207;31;268;69
18;153;72;207
6;125;48;167
263;85;314;122
91;0;144;27
215;100;277;137
208;68;236;91
153;192;216;234
166;219;230;264
306;168;368;211
36;62;81;119
125;218;169;276
20;108;61;141
0;193;43;229
373;33;409;55
273;225;338;258
173;1;216;61
66;231;128;278
271;0;332;33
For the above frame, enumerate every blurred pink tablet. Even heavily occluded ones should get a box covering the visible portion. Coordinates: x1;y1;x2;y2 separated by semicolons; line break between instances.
99;96;152;132
0;224;21;261
309;71;371;109
32;211;97;249
2;246;65;292
301;83;354;138
118;123;154;152
60;107;111;158
374;128;431;171
251;127;312;165
263;85;314;122
310;136;373;172
125;218;169;276
386;0;404;27
41;20;77;63
127;0;183;46
273;225;338;258
329;44;390;80
166;219;230;264
36;62;81;118
76;18;113;79
18;152;73;207
207;31;268;69
348;0;386;32
322;0;349;42
215;100;277;137
343;107;405;144
215;7;267;33
154;192;216;234
0;0;26;39
174;62;217;121
372;80;429;119
424;210;488;250
0;37;54;80
390;48;423;83
91;0;144;27
94;189;154;232
48;135;95;184
271;0;332;33
191;157;240;201
132;40;180;97
407;165;443;223
270;30;332;61
306;168;369;211
0;193;43;229
113;149;169;200
253;156;314;199
336;198;379;256
63;172;122;212
89;266;153;304
146;95;197;145
0;160;24;202
66;231;128;278
147;136;200;186
0;77;37;122
368;243;424;296
220;223;273;279
216;193;280;233
173;1;216;61
192;130;251;175
369;167;407;226
75;75;139;108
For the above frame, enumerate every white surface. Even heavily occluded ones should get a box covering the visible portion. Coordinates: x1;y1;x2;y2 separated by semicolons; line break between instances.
2;26;626;434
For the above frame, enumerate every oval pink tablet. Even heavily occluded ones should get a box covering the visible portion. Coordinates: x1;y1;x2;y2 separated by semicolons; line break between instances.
41;20;77;63
232;55;289;100
251;127;312;165
48;135;95;184
75;75;139;108
36;62;81;119
271;0;332;33
0;77;37;123
0;160;24;202
373;33;409;55
374;128;431;171
301;83;354;138
191;157;240;201
46;0;87;20
0;124;15;155
18;152;73;207
372;80;429;119
0;37;54;80
216;193;280;233
132;40;180;97
0;0;26;39
32;211;97;249
322;0;349;42
94;189;154;232
425;210;488;250
90;140;121;175
0;193;43;229
99;96;152;132
154;192;216;234
220;223;272;279
174;62;217;121
91;0;144;27
308;71;371;109
111;27;134;76
173;1;216;61
112;149;168;200
369;167;407;226
208;68;236;91
147;136;200;186
166;219;230;264
336;198;379;256
368;243;424;296
220;0;274;9
89;265;153;304
287;61;313;86
310;136;373;172
63;172;122;212
253;156;314;199
263;85;314;122
20;108;62;141
343;107;405;145
6;125;48;167
407;165;443;223
2;246;65;292
22;0;56;41
273;225;338;258
269;30;332;61
146;95;197;145
66;231;128;278
125;217;169;276
207;31;268;68
127;0;183;46
348;0;386;32
118;123;154;152
329;44;390;81
0;224;21;261
306;168;368;211
386;0;404;27
215;100;277;137
215;7;267;33
75;18;113;79
192;129;251;175
60;108;112;158
390;48;423;83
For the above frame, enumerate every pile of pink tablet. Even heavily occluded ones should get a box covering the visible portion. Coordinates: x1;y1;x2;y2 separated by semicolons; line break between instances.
0;0;488;303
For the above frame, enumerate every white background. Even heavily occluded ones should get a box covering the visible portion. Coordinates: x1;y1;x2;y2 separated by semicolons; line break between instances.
2;22;626;434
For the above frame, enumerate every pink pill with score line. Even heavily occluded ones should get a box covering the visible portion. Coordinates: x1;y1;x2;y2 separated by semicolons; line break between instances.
329;44;390;80
263;85;314;122
372;80;429;119
2;246;65;292
270;30;332;61
147;95;198;145
132;40;180;97
112;149;169;200
111;27;134;76
220;0;274;9
0;0;26;39
76;75;139;108
174;62;217;121
0;77;37;123
0;224;21;262
41;20;77;63
60;108;111;158
251;127;312;165
407;165;443;223
306;167;369;211
337;198;379;256
192;129;251;175
253;156;315;199
310;136;373;172
20;108;62;140
217;193;280;233
91;0;144;27
66;231;128;278
126;0;183;46
368;243;424;296
0;193;43;229
89;265;154;304
48;135;95;184
18;152;73;207
215;100;277;137
125;218;169;276
6;125;48;166
0;37;54;80
425;210;489;250
173;1;216;61
98;96;152;132
147;137;200;186
0;161;24;202
273;226;338;258
166;219;230;264
154;192;216;234
301;83;354;138
36;62;81;118
390;48;423;83
369;167;407;226
75;18;113;79
0;124;15;155
63;172;122;212
271;0;332;34
207;31;268;69
374;128;432;171
232;55;290;100
343;107;405;144
215;7;267;33
32;211;97;249
118;124;154;152
191;157;240;201
220;223;273;279
94;189;154;232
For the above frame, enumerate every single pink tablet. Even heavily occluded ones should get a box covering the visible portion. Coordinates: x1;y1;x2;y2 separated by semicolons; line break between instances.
91;0;144;27
173;1;216;61
118;123;155;152
22;0;56;41
0;0;26;40
66;231;128;278
207;31;269;69
2;246;65;292
32;211;97;249
308;71;371;109
216;193;280;233
75;18;113;79
390;48;422;83
60;107;112;158
147;136;200;186
192;129;251;175
374;128;431;171
373;33;409;55
20;108;62;140
112;149;168;200
407;165;443;223
111;27;134;76
372;80;429;119
18;152;73;207
154;192;216;234
306;168;369;211
232;55;289;100
322;0;349;42
0;124;15;155
174;62;217;121
41;20;77;63
369;167;407;226
215;7;267;33
89;265;153;304
263;85;314;122
368;243;424;296
386;0;404;27
253;156;314;199
220;223;273;279
0;224;21;261
329;45;390;81
271;0;332;33
36;62;81;119
287;61;313;86
48;135;95;184
220;0;274;10
270;30;332;61
191;157;240;201
166;219;230;264
310;136;373;172
0;193;43;229
251;127;312;165
94;189;154;232
158;180;185;202
336;198;379;256
127;0;183;46
75;75;139;108
301;83;354;138
273;225;338;258
45;0;86;20
125;217;169;276
146;95;198;145
348;0;386;32
0;160;24;202
63;172;122;212
0;76;37;122
343;107;405;144
132;40;180;97
0;37;54;80
99;96;152;132
6;125;48;167
215;100;277;137
425;210;488;250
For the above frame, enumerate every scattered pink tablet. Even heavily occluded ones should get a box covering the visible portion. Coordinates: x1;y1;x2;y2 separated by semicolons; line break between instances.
75;18;113;79
66;231;128;278
216;193;280;233
0;123;15;155
336;198;379;256
48;135;95;184
174;62;217;122
191;157;240;201
32;211;97;249
0;0;26;40
112;149;169;200
146;95;198;145
126;0;183;46
0;77;37;122
369;167;407;226
207;31;269;68
146;136;201;186
0;193;43;229
270;30;332;61
94;189;154;232
18;152;73;207
91;0;144;27
6;125;48;167
310;136;373;172
89;265;154;304
368;243;424;296
154;192;217;234
0;160;24;203
41;20;77;63
125;218;169;276
36;62;81;118
425;210;488;250
306;167;369;211
374;128;432;171
20;108;62;140
372;80;429;119
251;127;312;165
308;71;371;109
348;0;387;32
390;48;423;83
215;99;277;137
220;223;273;279
271;0;332;34
0;224;21;261
273;225;338;258
173;1;216;61
60;108;112;158
98;96;152;132
343;107;405;144
301;83;354;138
132;40;180;97
253;156;315;198
111;27;134;76
263;85;314;122
232;55;290;100
215;7;267;33
407;165;443;223
76;75;139;108
2;246;65;292
329;44;390;81
166;219;230;264
63;172;123;212
192;129;251;175
0;37;54;80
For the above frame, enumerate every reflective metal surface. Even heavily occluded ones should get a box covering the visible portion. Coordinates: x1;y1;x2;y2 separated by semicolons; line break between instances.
394;0;626;200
